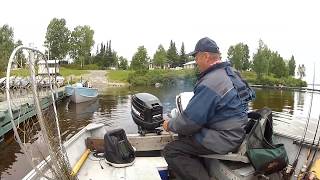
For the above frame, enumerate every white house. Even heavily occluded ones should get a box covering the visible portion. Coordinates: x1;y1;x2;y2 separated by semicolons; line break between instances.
183;61;196;69
37;60;60;75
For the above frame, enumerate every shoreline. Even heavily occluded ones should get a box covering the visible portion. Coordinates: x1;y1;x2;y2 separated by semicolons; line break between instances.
251;84;320;92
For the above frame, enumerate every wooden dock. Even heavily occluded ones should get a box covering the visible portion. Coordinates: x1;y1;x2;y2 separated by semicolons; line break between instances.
0;87;66;142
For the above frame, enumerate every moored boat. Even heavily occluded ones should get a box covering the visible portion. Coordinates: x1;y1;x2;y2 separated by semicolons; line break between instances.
70;83;98;103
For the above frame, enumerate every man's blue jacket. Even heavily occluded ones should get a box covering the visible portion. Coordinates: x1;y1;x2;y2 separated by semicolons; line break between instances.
168;62;255;154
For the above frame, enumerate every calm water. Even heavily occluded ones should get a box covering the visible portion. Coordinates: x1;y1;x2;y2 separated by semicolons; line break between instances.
1;85;320;179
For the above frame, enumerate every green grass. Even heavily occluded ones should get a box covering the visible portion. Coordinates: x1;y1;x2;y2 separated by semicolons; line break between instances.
60;67;89;77
11;68;30;77
107;70;133;83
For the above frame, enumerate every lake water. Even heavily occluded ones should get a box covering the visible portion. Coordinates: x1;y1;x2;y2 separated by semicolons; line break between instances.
1;85;320;179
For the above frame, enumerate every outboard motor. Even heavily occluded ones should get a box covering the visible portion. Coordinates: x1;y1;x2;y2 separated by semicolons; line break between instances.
131;93;163;135
104;128;135;167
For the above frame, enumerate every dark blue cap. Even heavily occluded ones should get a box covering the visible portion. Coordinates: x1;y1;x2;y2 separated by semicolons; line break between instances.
188;37;220;57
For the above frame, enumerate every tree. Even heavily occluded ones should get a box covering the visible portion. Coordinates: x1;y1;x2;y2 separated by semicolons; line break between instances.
227;43;250;71
269;52;288;78
252;40;272;79
297;64;306;80
179;42;187;67
130;46;149;70
15;40;26;68
44;18;70;60
152;44;167;68
70;25;94;67
0;24;15;72
167;40;179;67
288;55;296;76
118;56;128;70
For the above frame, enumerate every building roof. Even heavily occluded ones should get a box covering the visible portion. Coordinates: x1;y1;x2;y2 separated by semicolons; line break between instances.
38;60;60;64
183;61;196;66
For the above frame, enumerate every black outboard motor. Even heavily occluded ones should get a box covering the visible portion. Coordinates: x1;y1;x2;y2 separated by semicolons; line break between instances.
131;93;163;135
104;128;135;167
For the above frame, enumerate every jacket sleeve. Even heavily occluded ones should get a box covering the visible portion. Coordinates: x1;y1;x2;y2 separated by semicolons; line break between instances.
168;85;220;135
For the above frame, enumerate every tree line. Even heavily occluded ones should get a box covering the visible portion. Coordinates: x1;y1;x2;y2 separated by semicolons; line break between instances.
228;40;305;80
0;18;306;80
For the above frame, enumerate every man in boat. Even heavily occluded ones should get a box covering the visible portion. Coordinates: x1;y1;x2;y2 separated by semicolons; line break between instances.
162;37;255;180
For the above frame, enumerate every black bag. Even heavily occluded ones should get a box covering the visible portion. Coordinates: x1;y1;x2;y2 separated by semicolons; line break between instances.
246;110;289;175
104;128;135;165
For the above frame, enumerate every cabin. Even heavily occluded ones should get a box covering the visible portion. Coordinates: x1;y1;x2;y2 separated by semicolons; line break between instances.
37;60;60;75
183;60;196;69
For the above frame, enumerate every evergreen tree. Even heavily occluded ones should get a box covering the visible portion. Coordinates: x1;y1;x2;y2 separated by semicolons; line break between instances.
131;46;149;70
167;40;179;68
152;44;167;68
288;55;296;76
179;42;187;67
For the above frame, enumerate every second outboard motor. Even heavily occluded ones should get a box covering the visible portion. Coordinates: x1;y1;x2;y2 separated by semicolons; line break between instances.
131;93;163;135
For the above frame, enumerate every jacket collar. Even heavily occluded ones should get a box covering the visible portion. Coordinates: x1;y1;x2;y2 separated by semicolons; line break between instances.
198;62;230;80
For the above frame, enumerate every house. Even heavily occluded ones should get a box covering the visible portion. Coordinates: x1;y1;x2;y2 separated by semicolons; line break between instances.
37;60;60;75
183;61;196;69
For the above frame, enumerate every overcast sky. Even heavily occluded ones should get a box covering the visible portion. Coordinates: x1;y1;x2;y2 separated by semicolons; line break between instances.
1;0;319;83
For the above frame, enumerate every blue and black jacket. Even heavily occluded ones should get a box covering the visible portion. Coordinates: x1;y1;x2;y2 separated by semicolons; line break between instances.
168;62;255;154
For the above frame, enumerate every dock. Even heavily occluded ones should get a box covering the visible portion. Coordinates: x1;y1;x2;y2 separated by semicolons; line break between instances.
0;87;66;142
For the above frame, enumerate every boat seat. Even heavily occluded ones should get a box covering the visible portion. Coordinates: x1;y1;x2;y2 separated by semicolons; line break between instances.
200;109;271;163
200;135;249;163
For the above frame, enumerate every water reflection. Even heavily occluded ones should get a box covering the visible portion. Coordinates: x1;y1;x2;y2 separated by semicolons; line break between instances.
1;85;320;180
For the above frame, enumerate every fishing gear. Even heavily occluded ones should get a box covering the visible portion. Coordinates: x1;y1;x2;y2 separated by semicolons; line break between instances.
296;64;317;179
283;64;316;179
301;114;320;180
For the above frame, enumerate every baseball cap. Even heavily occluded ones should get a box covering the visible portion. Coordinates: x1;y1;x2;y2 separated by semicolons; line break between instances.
187;37;220;57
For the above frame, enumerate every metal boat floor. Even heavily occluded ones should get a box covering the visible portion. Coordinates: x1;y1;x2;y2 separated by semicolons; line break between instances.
77;154;167;180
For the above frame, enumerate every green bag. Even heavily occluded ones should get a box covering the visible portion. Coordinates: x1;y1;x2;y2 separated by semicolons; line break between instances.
247;143;288;175
246;110;289;175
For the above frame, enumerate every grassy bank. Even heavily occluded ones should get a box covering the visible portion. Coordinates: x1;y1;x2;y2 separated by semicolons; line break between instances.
107;70;132;83
60;67;89;77
241;71;307;87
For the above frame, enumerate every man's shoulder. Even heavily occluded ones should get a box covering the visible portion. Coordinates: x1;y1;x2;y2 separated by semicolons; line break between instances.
200;69;234;97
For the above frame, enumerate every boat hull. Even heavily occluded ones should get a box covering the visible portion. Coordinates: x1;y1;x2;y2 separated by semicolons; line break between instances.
65;85;74;96
70;87;98;103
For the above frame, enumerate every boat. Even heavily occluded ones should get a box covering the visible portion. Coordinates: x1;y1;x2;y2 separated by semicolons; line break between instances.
70;83;98;103
22;92;320;180
65;84;74;96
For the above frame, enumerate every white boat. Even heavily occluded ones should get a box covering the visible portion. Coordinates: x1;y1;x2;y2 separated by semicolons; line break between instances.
22;92;320;180
70;83;98;103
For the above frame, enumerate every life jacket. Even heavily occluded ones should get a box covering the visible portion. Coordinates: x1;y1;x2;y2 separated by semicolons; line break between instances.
224;66;256;106
104;128;135;167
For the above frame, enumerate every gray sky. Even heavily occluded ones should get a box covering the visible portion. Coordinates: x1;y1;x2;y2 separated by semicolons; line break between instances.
1;0;319;83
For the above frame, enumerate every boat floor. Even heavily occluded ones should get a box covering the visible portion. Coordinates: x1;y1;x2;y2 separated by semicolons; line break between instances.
78;153;167;180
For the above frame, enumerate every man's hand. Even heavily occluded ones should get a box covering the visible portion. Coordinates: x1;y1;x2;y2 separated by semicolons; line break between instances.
162;119;170;132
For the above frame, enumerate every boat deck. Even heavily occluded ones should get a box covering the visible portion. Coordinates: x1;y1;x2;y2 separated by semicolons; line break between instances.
78;154;167;180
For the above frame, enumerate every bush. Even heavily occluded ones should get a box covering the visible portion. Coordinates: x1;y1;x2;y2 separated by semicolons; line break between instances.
128;69;197;86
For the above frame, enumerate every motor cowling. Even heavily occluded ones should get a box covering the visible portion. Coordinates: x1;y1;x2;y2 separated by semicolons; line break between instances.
131;93;163;135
